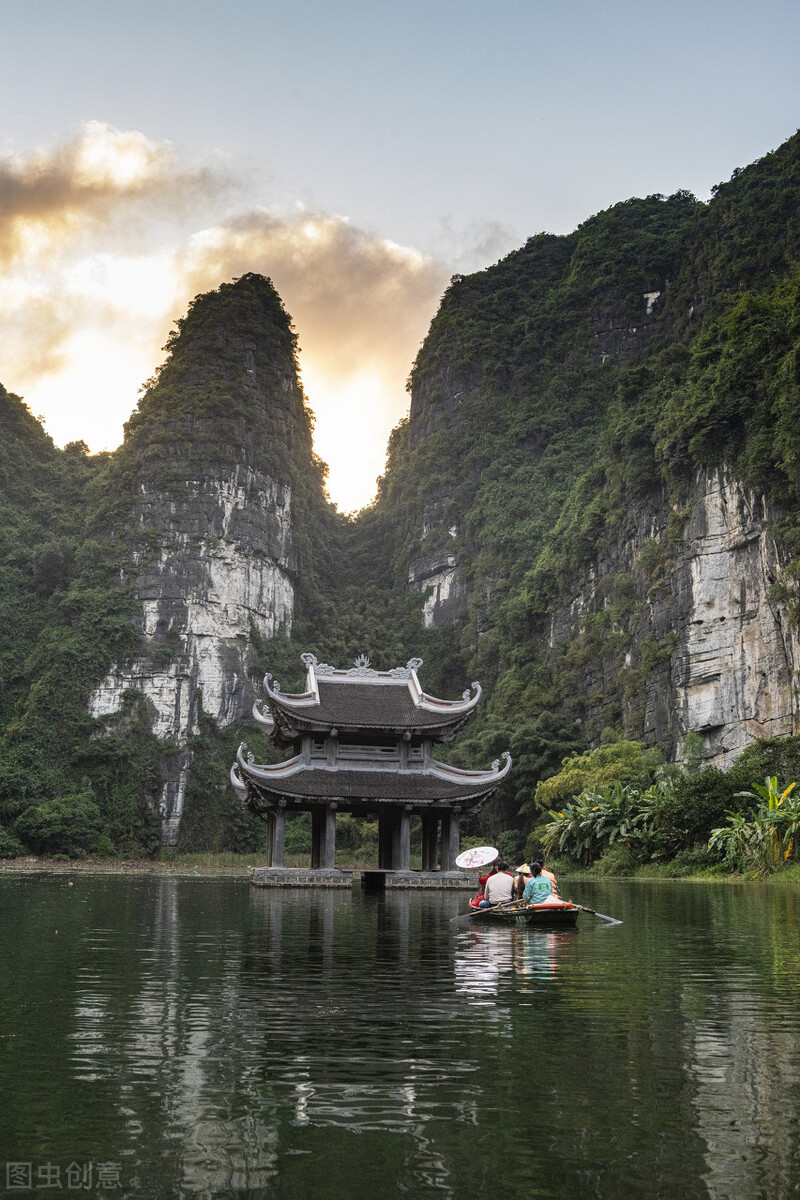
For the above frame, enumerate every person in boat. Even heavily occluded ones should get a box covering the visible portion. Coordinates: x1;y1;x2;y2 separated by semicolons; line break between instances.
479;860;514;907
513;863;532;899
541;861;560;896
522;862;553;905
469;861;499;909
479;861;498;891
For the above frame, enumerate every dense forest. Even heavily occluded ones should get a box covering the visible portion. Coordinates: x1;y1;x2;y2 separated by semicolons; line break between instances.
2;131;800;871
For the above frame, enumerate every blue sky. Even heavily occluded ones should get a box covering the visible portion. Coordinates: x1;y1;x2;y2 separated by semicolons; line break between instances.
1;0;798;507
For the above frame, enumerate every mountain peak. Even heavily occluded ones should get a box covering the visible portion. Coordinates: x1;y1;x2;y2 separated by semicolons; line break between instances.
124;273;302;440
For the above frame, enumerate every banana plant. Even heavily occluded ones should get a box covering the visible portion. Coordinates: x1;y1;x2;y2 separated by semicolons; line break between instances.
734;777;797;868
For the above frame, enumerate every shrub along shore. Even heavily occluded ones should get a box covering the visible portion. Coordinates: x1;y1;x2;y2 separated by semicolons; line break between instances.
506;734;800;884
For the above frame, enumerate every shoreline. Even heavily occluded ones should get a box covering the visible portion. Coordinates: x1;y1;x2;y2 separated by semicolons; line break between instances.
1;856;799;885
0;857;256;878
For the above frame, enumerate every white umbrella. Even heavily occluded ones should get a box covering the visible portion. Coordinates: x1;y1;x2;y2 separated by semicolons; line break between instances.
455;845;498;869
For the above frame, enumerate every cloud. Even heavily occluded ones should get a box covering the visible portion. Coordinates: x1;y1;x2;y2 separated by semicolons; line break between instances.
0;122;458;506
0;289;74;381
0;121;224;264
437;218;520;273
176;209;450;386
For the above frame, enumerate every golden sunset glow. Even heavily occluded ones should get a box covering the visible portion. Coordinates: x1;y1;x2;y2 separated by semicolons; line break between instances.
300;366;401;511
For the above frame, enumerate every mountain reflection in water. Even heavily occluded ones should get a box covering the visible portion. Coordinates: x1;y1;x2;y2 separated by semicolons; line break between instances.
0;876;799;1198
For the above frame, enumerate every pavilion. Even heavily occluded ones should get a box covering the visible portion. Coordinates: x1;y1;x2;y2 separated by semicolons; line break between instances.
230;653;511;873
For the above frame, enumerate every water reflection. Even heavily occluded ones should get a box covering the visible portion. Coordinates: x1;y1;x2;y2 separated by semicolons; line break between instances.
248;888;482;1142
454;927;515;1009
680;937;800;1199
1;877;799;1197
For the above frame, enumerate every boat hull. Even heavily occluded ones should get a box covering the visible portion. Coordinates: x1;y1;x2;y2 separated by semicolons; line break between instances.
469;903;579;927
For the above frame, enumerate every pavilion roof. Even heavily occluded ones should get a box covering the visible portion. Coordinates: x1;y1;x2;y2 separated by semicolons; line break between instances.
254;653;481;740
231;746;512;810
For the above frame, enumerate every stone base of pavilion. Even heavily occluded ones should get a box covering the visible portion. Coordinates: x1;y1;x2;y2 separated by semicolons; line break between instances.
251;867;353;888
250;866;475;890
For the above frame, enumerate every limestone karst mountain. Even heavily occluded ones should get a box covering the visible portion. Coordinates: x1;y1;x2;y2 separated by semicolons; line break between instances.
1;132;800;854
88;274;336;840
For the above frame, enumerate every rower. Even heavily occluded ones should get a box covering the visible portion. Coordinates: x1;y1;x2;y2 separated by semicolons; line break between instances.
541;861;560;896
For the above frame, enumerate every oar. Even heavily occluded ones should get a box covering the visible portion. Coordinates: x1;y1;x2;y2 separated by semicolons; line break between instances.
570;903;622;925
450;899;521;924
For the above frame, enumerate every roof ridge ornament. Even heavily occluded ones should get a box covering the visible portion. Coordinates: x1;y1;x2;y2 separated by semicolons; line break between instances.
300;652;425;680
391;657;423;679
348;654;374;677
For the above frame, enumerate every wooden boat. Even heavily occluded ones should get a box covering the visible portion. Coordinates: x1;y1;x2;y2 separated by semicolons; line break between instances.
468;900;580;928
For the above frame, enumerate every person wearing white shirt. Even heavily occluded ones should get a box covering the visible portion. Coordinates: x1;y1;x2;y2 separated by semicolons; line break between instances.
481;861;514;905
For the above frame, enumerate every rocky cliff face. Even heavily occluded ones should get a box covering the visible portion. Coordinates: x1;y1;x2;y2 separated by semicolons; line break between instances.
90;456;295;842
89;276;324;842
548;467;800;767
405;456;800;768
671;471;798;764
407;504;465;629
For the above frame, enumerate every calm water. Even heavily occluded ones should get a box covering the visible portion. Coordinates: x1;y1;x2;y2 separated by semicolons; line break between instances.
1;876;799;1199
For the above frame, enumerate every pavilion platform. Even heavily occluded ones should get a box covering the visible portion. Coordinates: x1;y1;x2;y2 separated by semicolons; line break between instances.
250;866;475;890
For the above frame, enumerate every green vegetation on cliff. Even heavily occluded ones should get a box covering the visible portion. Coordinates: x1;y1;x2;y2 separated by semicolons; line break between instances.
0;396;171;857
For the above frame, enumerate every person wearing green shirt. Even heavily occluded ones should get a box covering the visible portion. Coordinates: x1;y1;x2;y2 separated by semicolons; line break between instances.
522;862;553;905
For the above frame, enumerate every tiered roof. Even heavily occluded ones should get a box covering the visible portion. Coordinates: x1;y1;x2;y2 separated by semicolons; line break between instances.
232;652;512;814
254;653;481;741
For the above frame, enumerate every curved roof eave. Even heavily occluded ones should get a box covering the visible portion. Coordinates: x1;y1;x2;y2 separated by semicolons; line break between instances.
252;700;275;734
263;671;319;710
230;762;248;801
416;681;482;715
429;750;512;785
234;744;512;803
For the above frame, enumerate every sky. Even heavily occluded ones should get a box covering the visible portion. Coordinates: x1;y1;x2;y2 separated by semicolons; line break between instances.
1;1;798;510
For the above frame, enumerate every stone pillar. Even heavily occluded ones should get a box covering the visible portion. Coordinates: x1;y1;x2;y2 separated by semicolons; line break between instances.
271;806;285;868
311;807;323;869
440;809;460;872
312;805;337;869
392;807;411;871
421;813;438;872
266;811;275;866
321;803;336;869
378;810;395;869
